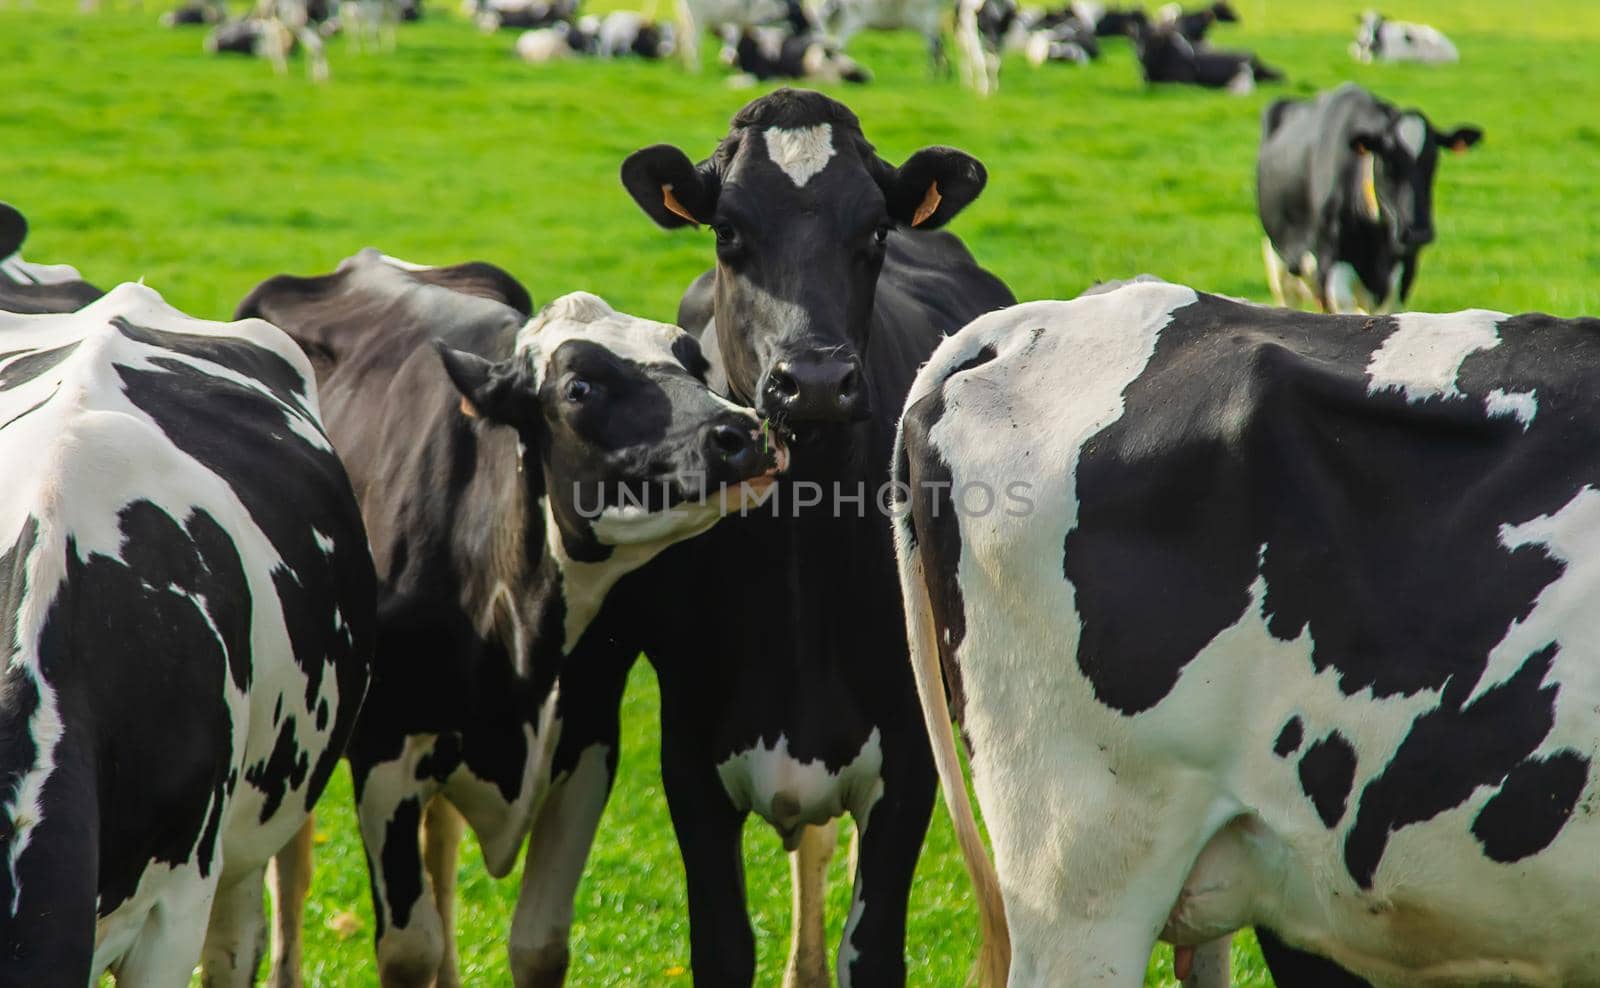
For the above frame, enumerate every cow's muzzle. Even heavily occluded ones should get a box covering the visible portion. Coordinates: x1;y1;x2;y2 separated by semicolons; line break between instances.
759;350;871;427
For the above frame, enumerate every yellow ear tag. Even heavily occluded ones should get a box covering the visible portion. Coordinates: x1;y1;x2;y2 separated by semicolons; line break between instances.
1358;150;1379;221
662;185;699;227
458;395;479;419
911;181;942;227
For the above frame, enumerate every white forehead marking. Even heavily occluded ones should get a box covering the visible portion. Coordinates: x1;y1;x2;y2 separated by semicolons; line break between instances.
762;124;836;188
515;290;691;387
1365;310;1505;403
1396;114;1427;159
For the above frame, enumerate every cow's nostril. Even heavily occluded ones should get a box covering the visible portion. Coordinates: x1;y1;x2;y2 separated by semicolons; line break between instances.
838;367;859;399
767;368;799;399
710;424;749;458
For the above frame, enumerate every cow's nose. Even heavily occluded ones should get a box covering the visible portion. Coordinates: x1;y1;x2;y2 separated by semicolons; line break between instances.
704;419;763;477
1404;226;1435;247
761;353;869;425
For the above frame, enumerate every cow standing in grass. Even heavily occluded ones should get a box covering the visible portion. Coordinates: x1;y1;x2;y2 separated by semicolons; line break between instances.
900;280;1600;987
1258;83;1482;313
238;251;785;988
0;284;375;987
494;88;1013;988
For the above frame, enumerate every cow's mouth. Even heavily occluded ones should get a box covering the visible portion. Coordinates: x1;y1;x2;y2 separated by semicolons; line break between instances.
741;430;790;493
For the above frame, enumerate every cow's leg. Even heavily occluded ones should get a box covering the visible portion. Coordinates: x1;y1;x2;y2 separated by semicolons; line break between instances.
782;818;838;988
1178;935;1232;988
296;23;329;81
835;733;936;988
1261;237;1290;308
265;815;314;988
508;654;631;988
0;772;98;987
508;741;615;988
662;719;755;987
422;796;466;988
356;753;446;988
994;768;1222;986
200;864;270;988
927;32;949;76
674;0;700;70
114;870;224;987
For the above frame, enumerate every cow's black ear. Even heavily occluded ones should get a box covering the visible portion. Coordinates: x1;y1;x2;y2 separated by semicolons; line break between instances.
1438;126;1483;152
435;342;533;427
620;144;719;229
880;147;987;229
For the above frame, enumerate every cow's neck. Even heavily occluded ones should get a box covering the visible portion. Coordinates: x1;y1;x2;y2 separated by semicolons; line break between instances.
1337;216;1403;304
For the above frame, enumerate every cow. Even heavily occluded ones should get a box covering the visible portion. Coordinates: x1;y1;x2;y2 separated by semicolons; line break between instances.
235;249;784;988
502;87;1013;988
474;0;574;32
594;11;676;57
1154;0;1235;42
161;0;225;25
898;277;1600;987
1257;83;1483;314
1070;1;1146;36
206;0;331;81
1131;22;1281;93
813;0;948;73
1351;11;1459;64
0;282;375;987
674;0;804;70
0;203;103;316
726;24;871;84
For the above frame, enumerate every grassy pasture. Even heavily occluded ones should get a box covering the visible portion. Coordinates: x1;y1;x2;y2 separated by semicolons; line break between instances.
4;0;1598;984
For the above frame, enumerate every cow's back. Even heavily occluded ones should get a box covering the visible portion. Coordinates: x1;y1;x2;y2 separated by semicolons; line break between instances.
0;284;374;981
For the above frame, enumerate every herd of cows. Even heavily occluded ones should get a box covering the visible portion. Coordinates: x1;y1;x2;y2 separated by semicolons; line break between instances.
153;0;1461;95
6;10;1600;988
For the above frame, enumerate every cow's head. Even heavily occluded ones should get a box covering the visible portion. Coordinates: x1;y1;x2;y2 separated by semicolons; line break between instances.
621;89;986;437
1348;109;1482;253
436;291;786;561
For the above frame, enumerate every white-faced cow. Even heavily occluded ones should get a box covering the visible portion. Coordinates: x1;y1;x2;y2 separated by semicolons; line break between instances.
236;249;783;988
1131;22;1282;93
898;279;1600;987
0;203;103;316
0;283;375;986
1351;11;1459;65
522;88;1009;988
1258;83;1482;314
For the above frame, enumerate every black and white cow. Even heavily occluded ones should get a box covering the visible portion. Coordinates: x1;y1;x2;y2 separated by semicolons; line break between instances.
1257;83;1482;314
1131;22;1281;92
520;88;1010;987
474;0;574;31
206;0;331;81
161;0;226;25
1154;0;1235;42
1070;0;1146;36
899;279;1600;987
726;24;871;84
1351;10;1459;65
0;283;375;986
813;0;949;74
0;203;103;316
236;249;783;988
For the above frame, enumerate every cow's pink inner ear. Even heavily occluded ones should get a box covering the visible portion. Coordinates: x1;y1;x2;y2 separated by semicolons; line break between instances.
662;185;699;227
911;181;942;227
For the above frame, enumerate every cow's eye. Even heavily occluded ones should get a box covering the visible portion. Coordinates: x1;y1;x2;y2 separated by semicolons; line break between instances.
713;222;738;246
873;224;891;246
564;377;592;402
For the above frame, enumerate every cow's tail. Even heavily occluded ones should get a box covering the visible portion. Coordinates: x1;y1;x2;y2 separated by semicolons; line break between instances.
892;452;1010;987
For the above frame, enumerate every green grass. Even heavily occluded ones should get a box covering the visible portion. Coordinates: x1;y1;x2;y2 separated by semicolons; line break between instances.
5;0;1597;984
